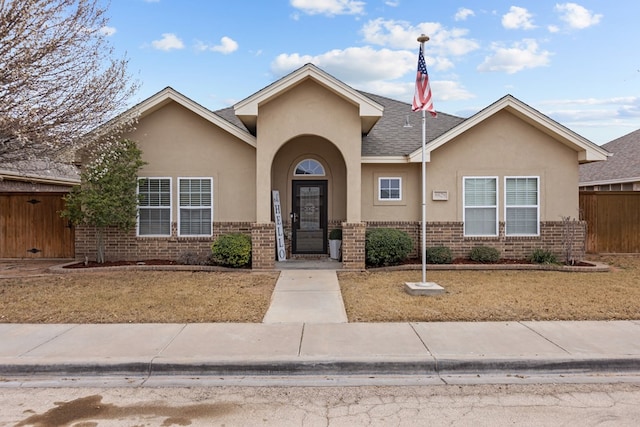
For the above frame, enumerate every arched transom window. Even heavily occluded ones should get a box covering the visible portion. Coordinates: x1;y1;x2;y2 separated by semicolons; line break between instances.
294;159;325;176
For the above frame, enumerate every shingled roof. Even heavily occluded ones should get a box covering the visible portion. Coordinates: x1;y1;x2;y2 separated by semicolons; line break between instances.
359;92;465;156
214;91;465;158
579;128;640;185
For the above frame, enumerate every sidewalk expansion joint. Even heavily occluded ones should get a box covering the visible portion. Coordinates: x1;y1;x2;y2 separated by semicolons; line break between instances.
518;321;572;355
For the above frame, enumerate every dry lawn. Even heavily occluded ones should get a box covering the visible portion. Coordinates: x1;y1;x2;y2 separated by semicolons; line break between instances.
339;255;640;322
0;271;278;323
1;256;639;323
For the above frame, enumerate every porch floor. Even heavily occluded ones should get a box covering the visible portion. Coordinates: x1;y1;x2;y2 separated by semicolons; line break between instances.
275;257;341;270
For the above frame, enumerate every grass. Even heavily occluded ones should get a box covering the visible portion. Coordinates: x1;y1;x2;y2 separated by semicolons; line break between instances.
0;271;278;323
0;255;639;323
340;255;640;322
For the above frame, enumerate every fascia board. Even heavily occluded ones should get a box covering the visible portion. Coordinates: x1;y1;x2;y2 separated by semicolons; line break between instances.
361;156;409;163
580;177;640;186
0;169;80;185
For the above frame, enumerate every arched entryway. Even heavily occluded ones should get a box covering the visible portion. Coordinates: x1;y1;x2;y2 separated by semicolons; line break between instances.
271;135;347;257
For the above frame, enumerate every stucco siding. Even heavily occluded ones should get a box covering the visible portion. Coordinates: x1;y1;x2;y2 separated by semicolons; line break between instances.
128;101;256;222
255;79;363;222
427;110;579;222
361;163;421;221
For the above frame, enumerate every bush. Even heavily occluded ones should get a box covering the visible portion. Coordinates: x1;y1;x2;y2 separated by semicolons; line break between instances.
329;228;342;240
211;233;252;268
469;246;500;263
365;228;413;267
426;246;453;264
530;248;558;264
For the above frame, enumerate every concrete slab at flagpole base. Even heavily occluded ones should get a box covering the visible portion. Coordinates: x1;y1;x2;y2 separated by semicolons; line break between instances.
404;281;445;296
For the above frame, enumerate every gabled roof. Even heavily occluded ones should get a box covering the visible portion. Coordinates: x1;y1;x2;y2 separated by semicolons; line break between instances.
408;95;610;163
130;87;256;147
580;128;640;185
234;63;384;134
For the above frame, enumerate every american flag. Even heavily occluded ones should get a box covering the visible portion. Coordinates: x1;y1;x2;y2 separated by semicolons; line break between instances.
412;45;437;116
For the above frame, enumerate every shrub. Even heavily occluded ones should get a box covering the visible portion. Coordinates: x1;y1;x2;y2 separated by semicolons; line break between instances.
469;246;500;263
530;248;558;264
365;228;413;267
211;233;252;268
329;228;342;240
426;246;453;264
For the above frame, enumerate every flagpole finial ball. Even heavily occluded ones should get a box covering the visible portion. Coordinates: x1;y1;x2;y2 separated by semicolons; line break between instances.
417;35;430;43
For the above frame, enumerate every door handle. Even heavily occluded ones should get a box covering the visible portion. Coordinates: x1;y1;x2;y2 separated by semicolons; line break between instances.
290;212;298;223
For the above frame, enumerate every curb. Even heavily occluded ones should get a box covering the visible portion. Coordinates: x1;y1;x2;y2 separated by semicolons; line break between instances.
2;357;639;378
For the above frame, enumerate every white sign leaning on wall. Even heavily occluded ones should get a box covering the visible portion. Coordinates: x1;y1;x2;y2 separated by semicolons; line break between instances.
272;190;286;261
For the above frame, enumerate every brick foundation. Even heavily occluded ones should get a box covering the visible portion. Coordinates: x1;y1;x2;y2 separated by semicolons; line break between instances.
74;219;586;267
366;220;586;262
251;222;276;270
341;222;366;270
75;222;252;262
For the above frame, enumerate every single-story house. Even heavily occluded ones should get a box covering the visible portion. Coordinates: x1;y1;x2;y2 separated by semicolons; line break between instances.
75;63;609;269
0;160;79;258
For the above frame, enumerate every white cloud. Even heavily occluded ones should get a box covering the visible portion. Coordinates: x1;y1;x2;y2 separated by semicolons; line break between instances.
272;47;415;82
454;8;475;22
555;3;602;29
270;45;473;102
477;39;551;74
547;25;560;33
151;33;184;51
502;6;536;30
361;18;480;56
385;0;400;6
197;36;239;54
537;96;640;142
431;80;475;101
99;26;116;36
290;0;365;16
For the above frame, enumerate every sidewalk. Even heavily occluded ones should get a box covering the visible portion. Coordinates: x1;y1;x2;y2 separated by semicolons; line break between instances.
1;321;640;378
1;263;639;380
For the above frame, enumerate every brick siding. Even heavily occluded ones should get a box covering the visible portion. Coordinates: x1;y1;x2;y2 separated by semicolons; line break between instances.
75;222;252;262
366;220;586;261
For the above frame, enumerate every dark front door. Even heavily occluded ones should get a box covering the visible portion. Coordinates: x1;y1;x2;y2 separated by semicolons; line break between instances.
292;180;327;254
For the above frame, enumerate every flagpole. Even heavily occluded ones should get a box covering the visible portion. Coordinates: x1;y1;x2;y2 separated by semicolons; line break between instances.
404;35;444;295
418;34;429;286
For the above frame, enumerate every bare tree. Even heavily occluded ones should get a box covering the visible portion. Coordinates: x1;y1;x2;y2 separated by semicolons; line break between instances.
0;0;138;163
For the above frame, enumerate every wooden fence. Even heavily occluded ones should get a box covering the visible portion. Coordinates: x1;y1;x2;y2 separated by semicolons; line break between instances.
579;191;640;253
0;193;75;258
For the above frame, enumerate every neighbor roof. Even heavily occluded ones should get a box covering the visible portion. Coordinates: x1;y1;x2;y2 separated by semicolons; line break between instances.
0;159;80;185
580;128;640;185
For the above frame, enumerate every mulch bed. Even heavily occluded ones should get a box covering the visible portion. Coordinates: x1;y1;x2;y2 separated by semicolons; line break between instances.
64;259;179;269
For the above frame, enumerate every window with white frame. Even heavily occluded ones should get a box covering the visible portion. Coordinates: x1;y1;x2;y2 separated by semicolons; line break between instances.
378;177;402;201
463;177;498;236
505;177;539;235
138;178;171;236
178;178;213;236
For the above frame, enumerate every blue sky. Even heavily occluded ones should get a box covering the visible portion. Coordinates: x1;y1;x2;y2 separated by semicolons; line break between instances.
102;0;639;144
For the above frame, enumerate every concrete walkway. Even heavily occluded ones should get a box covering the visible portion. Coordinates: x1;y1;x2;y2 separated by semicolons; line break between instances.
1;321;640;379
263;270;348;323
